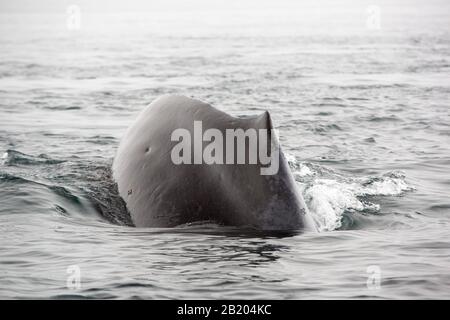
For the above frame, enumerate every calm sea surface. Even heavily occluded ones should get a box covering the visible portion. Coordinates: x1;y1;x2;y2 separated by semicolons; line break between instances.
0;1;449;299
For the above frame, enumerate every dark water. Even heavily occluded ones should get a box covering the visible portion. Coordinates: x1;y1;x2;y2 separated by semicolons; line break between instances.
1;2;449;299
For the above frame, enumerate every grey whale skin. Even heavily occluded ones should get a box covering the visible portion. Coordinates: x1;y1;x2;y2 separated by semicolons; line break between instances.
113;95;316;231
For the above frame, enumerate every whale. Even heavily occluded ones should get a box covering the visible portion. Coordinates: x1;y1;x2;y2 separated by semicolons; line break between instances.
112;95;316;231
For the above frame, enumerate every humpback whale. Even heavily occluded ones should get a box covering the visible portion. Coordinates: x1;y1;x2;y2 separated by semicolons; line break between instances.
113;95;316;231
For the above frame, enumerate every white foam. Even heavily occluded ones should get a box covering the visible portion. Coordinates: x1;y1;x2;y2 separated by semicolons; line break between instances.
354;172;414;196
303;179;382;231
287;156;415;231
1;152;8;165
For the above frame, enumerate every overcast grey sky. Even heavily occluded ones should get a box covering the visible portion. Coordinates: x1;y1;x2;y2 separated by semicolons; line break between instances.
1;0;448;13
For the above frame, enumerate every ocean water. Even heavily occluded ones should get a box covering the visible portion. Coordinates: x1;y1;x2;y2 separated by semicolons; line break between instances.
1;1;449;299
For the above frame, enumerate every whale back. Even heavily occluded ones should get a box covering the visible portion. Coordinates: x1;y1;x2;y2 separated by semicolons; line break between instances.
113;95;316;231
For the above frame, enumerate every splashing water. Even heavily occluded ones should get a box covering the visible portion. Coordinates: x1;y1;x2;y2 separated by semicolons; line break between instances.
287;154;415;231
